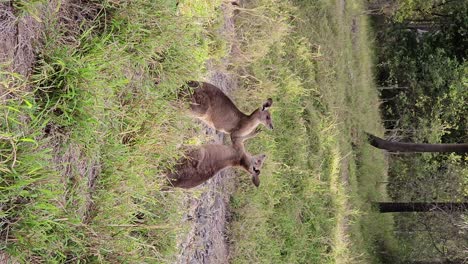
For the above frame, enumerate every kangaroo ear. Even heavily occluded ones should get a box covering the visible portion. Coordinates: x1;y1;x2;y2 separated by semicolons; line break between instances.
261;98;273;111
186;81;200;88
252;174;260;187
259;154;267;165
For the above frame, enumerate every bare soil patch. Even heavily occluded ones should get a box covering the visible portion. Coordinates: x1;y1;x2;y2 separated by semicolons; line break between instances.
0;1;43;78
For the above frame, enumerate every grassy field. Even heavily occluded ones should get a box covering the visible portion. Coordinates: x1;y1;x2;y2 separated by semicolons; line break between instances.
1;0;400;263
227;0;400;263
1;0;226;262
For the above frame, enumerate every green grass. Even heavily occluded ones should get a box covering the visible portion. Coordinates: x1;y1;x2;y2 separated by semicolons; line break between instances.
1;0;403;262
1;0;225;262
228;0;400;263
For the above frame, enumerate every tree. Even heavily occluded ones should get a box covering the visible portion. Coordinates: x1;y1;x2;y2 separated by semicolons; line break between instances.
366;133;468;153
375;202;468;213
409;259;467;264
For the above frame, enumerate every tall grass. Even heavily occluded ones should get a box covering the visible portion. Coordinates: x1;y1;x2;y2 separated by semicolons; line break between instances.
228;0;399;263
1;0;225;262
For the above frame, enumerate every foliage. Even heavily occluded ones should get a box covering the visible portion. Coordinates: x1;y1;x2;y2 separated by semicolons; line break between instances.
394;0;467;24
372;0;468;262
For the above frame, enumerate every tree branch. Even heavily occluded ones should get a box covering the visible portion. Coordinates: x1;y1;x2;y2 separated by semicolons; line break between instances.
365;133;468;153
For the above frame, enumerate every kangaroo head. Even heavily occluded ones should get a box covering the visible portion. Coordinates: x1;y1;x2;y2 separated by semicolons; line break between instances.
258;98;274;130
247;154;267;187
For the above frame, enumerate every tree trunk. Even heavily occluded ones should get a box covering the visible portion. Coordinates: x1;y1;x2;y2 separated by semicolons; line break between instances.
375;202;468;213
377;86;408;90
410;259;466;264
405;22;437;32
366;133;468;153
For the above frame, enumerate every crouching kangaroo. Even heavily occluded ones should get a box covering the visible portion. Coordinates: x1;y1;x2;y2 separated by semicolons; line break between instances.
181;81;273;142
166;144;267;189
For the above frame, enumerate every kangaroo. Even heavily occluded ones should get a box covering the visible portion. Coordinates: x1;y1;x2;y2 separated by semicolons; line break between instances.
181;81;273;142
166;143;267;189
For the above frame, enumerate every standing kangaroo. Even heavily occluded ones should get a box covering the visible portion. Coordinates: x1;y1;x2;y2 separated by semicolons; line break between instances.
166;143;267;189
181;81;273;142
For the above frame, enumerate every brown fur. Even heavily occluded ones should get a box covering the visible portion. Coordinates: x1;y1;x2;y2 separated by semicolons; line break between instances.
166;144;266;189
182;81;273;143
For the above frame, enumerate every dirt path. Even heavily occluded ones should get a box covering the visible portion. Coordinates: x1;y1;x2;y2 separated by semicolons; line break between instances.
0;2;43;78
0;1;45;102
176;3;240;264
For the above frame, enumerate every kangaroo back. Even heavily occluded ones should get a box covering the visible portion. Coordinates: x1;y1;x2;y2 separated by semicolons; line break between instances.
181;81;274;141
166;144;266;189
187;82;245;133
167;144;239;188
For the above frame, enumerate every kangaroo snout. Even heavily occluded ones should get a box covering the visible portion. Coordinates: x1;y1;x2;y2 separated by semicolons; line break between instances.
253;167;261;176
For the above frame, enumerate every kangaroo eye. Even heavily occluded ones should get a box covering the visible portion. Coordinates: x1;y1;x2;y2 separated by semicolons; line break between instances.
266;116;270;120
